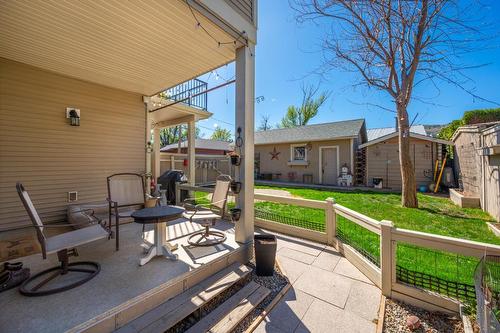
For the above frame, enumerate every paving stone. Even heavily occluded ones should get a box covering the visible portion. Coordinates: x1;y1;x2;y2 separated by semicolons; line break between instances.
295;298;377;333
333;257;374;285
345;280;381;322
276;256;309;284
260;288;314;333
253;321;288;333
294;265;352;308
311;248;342;272
278;247;317;265
274;234;325;257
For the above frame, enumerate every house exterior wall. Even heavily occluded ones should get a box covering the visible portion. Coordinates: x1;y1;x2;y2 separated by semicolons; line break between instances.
366;136;436;189
255;139;353;184
0;58;145;229
453;130;482;196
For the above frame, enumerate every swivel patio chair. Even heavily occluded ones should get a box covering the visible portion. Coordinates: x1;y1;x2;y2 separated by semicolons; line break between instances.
182;175;231;247
16;182;109;296
107;173;146;250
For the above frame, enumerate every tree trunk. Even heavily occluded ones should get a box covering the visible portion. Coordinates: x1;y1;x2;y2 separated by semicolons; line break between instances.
397;105;418;208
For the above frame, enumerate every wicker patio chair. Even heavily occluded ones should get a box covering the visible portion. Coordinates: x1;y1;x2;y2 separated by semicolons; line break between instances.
16;182;109;296
107;173;146;251
182;175;231;247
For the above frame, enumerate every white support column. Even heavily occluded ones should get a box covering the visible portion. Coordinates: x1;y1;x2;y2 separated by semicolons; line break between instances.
145;107;152;194
234;44;255;244
153;126;161;181
187;119;196;185
325;198;336;247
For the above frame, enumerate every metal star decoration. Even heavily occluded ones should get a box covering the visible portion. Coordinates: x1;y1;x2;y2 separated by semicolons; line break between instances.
269;147;281;160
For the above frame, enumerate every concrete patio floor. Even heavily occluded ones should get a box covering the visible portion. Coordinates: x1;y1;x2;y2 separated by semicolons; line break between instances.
0;219;239;333
255;232;382;333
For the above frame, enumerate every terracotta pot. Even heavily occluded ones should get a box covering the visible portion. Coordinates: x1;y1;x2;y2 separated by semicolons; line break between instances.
144;198;158;208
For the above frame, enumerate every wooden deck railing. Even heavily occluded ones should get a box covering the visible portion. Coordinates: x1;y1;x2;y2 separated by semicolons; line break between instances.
175;182;500;314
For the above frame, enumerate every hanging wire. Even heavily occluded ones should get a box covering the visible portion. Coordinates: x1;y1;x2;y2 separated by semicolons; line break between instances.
185;0;248;47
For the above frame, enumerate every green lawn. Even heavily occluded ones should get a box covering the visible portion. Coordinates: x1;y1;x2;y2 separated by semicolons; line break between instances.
251;185;498;303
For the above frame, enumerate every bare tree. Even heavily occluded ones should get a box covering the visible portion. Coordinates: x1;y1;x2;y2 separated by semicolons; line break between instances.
258;114;273;131
291;0;496;207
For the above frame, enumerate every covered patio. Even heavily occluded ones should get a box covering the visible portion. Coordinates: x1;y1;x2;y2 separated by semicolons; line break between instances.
0;0;257;332
0;219;247;332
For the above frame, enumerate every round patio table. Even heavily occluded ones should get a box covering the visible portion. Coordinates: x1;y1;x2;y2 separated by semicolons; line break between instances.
131;206;185;266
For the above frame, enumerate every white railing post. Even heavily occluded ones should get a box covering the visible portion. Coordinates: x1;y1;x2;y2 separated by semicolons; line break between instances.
380;220;394;297
325;198;336;247
175;182;181;206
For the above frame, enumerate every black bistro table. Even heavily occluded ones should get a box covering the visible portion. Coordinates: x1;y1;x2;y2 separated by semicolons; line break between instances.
131;206;185;266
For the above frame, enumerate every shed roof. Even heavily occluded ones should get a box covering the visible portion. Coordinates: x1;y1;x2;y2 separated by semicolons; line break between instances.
367;125;427;141
160;138;233;152
254;119;366;145
360;131;453;148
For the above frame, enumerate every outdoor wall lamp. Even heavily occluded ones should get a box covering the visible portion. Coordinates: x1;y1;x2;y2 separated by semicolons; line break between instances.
66;107;80;126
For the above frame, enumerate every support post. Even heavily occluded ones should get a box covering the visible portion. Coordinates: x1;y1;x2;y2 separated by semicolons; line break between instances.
145;106;152;194
153;126;161;181
187;119;196;186
380;220;394;297
325;198;336;247
170;155;175;170
175;182;181;206
234;44;255;244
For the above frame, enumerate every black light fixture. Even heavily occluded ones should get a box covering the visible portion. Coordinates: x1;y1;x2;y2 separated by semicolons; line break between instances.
66;108;80;126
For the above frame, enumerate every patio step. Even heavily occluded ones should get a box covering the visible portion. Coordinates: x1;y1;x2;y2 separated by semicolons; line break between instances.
185;281;270;333
115;262;251;333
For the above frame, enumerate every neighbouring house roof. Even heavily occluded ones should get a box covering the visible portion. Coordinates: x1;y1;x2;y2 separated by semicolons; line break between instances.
367;125;427;141
450;121;500;142
360;131;453;148
160;138;233;152
254;119;366;145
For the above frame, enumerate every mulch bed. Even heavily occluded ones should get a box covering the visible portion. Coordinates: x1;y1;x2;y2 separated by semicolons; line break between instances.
167;259;288;333
383;299;464;333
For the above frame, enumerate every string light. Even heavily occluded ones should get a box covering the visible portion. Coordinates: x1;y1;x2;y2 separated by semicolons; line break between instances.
185;0;248;48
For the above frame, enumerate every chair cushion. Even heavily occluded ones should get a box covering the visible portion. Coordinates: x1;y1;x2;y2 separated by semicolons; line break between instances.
46;225;109;254
182;209;221;222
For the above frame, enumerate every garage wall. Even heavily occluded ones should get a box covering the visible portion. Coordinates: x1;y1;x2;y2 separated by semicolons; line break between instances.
453;130;482;196
255;139;353;184
0;58;146;229
481;127;500;221
366;136;436;189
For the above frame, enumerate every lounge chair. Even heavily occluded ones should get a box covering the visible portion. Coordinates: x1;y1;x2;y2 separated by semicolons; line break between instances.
16;182;109;296
182;175;231;247
107;173;146;250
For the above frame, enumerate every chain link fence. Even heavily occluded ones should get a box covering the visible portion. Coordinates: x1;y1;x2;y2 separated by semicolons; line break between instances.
475;255;500;332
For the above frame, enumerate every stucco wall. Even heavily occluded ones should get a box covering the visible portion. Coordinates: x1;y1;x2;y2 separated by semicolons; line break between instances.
366;136;436;189
0;58;146;229
255;139;353;184
480;127;500;221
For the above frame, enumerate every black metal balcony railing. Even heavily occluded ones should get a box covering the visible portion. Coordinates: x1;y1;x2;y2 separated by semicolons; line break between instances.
162;78;208;110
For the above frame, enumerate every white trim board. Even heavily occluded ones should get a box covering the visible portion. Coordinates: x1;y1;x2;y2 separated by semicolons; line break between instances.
319;145;340;184
359;132;453;148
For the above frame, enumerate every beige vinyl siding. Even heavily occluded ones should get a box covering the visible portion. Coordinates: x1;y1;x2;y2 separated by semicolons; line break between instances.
366;137;436;189
453;131;482;196
255;139;352;184
481;128;500;221
0;58;145;229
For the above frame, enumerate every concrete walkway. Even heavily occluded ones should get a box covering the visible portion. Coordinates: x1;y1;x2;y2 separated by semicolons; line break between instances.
255;232;381;333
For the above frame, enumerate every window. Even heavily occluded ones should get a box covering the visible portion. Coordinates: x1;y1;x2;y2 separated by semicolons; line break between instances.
291;144;307;162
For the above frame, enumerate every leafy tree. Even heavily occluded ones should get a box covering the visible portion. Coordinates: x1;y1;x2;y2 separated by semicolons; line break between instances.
258;114;273;131
211;128;233;142
280;85;328;128
159;125;202;147
438;108;500;140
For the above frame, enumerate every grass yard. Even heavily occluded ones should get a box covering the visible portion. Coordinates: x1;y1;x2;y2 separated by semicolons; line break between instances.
193;185;497;299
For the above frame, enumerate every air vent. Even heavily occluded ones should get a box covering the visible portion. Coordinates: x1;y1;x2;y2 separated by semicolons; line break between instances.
68;191;78;202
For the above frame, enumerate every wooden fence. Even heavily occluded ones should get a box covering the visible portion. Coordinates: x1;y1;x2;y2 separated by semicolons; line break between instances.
177;183;500;314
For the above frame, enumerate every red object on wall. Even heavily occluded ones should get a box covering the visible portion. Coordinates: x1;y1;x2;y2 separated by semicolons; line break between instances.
183;159;188;166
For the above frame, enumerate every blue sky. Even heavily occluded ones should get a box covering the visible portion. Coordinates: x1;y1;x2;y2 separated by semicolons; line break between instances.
197;1;500;138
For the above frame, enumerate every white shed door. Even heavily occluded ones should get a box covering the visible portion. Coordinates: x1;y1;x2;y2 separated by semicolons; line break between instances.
321;147;338;185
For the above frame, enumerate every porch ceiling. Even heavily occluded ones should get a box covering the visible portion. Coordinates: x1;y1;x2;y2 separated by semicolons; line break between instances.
0;0;241;95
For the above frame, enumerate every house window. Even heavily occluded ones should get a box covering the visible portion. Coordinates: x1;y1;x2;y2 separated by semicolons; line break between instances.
291;144;307;162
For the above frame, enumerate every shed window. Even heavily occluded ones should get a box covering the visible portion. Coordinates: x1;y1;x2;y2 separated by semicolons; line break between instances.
291;144;307;161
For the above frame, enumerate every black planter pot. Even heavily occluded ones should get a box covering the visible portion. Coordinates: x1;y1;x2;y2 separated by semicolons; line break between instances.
230;181;242;194
230;208;241;221
254;234;277;276
230;155;241;166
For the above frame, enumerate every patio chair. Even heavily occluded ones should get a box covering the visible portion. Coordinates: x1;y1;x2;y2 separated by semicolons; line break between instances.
107;173;146;251
16;182;109;296
182;175;231;247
